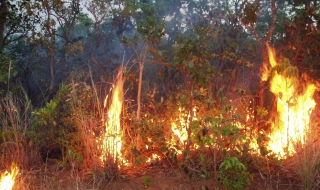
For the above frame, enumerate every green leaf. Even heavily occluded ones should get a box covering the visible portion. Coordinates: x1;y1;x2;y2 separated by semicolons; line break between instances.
200;153;205;162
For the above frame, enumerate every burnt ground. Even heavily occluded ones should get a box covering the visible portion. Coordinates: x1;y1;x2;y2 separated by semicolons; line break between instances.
23;157;306;190
108;163;302;190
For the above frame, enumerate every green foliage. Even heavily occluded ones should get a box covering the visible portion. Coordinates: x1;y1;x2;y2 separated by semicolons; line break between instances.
133;155;145;166
270;57;299;90
124;111;171;165
256;106;268;118
30;81;93;166
0;0;41;50
241;1;260;25
276;1;320;79
62;41;84;56
2;1;320;188
142;175;151;186
122;2;165;45
173;26;218;86
0;52;17;94
176;93;256;183
218;156;252;190
270;58;298;79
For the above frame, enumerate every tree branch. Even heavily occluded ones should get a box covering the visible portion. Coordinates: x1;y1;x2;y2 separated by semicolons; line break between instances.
264;0;277;43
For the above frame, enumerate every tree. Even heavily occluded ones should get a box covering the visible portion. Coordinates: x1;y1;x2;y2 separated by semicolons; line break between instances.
240;0;278;109
81;0;136;77
121;1;165;151
27;1;94;95
276;0;320;79
134;3;165;120
0;0;40;52
0;0;40;94
172;26;218;153
28;0;64;94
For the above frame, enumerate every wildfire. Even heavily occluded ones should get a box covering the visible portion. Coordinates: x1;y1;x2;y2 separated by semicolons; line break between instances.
265;45;317;158
0;163;19;190
100;68;126;166
170;107;197;154
97;46;317;166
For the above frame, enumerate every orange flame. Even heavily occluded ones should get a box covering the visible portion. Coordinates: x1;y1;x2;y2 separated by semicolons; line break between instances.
100;69;126;166
265;46;317;158
170;107;198;153
0;163;19;190
261;44;277;81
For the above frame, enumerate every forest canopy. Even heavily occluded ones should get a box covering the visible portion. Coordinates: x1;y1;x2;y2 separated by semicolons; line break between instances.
0;0;318;100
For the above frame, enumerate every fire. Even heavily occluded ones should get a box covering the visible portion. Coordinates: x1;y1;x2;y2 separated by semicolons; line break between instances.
0;163;19;190
261;45;277;81
265;45;317;158
100;68;126;165
170;107;198;154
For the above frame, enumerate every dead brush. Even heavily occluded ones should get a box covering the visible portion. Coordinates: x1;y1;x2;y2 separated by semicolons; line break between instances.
0;94;40;189
284;122;320;190
65;73;121;185
68;79;102;171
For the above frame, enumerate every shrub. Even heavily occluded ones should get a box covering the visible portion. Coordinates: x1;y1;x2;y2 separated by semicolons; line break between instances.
218;156;252;190
30;80;100;169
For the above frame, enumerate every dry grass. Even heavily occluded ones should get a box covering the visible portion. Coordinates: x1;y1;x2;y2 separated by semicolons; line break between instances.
0;75;121;189
1;71;320;189
0;94;41;189
69;79;103;171
285;122;320;190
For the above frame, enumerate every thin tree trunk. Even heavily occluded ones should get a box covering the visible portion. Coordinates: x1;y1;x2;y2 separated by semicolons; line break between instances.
44;1;56;92
136;46;147;151
137;46;147;120
249;0;277;108
87;53;108;77
183;66;193;154
186;86;193;154
213;145;217;180
257;44;268;108
137;61;144;120
49;47;55;91
0;0;8;52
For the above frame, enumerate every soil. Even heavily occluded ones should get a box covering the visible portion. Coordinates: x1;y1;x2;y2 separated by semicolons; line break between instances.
109;165;221;190
24;158;304;190
108;165;302;190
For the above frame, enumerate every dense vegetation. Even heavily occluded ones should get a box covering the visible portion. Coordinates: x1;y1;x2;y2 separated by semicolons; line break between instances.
0;0;320;189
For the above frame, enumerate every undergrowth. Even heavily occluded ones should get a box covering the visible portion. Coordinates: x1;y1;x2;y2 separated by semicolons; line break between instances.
0;72;319;190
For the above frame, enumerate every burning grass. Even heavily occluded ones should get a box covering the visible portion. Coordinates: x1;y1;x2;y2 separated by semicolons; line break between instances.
265;45;317;158
1;47;320;189
100;68;125;166
0;163;19;190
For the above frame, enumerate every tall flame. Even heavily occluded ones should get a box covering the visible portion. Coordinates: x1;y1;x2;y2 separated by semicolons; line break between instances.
261;44;277;81
265;45;317;158
0;164;19;190
170;107;198;153
100;68;125;165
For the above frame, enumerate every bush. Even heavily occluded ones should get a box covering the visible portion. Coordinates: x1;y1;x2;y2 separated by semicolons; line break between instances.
30;81;98;169
218;156;252;190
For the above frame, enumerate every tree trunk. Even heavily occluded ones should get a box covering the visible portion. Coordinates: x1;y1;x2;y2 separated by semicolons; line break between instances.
305;0;311;9
250;0;277;108
136;46;147;151
0;0;8;52
136;60;144;120
49;48;55;92
44;1;56;92
88;53;108;77
257;43;268;108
